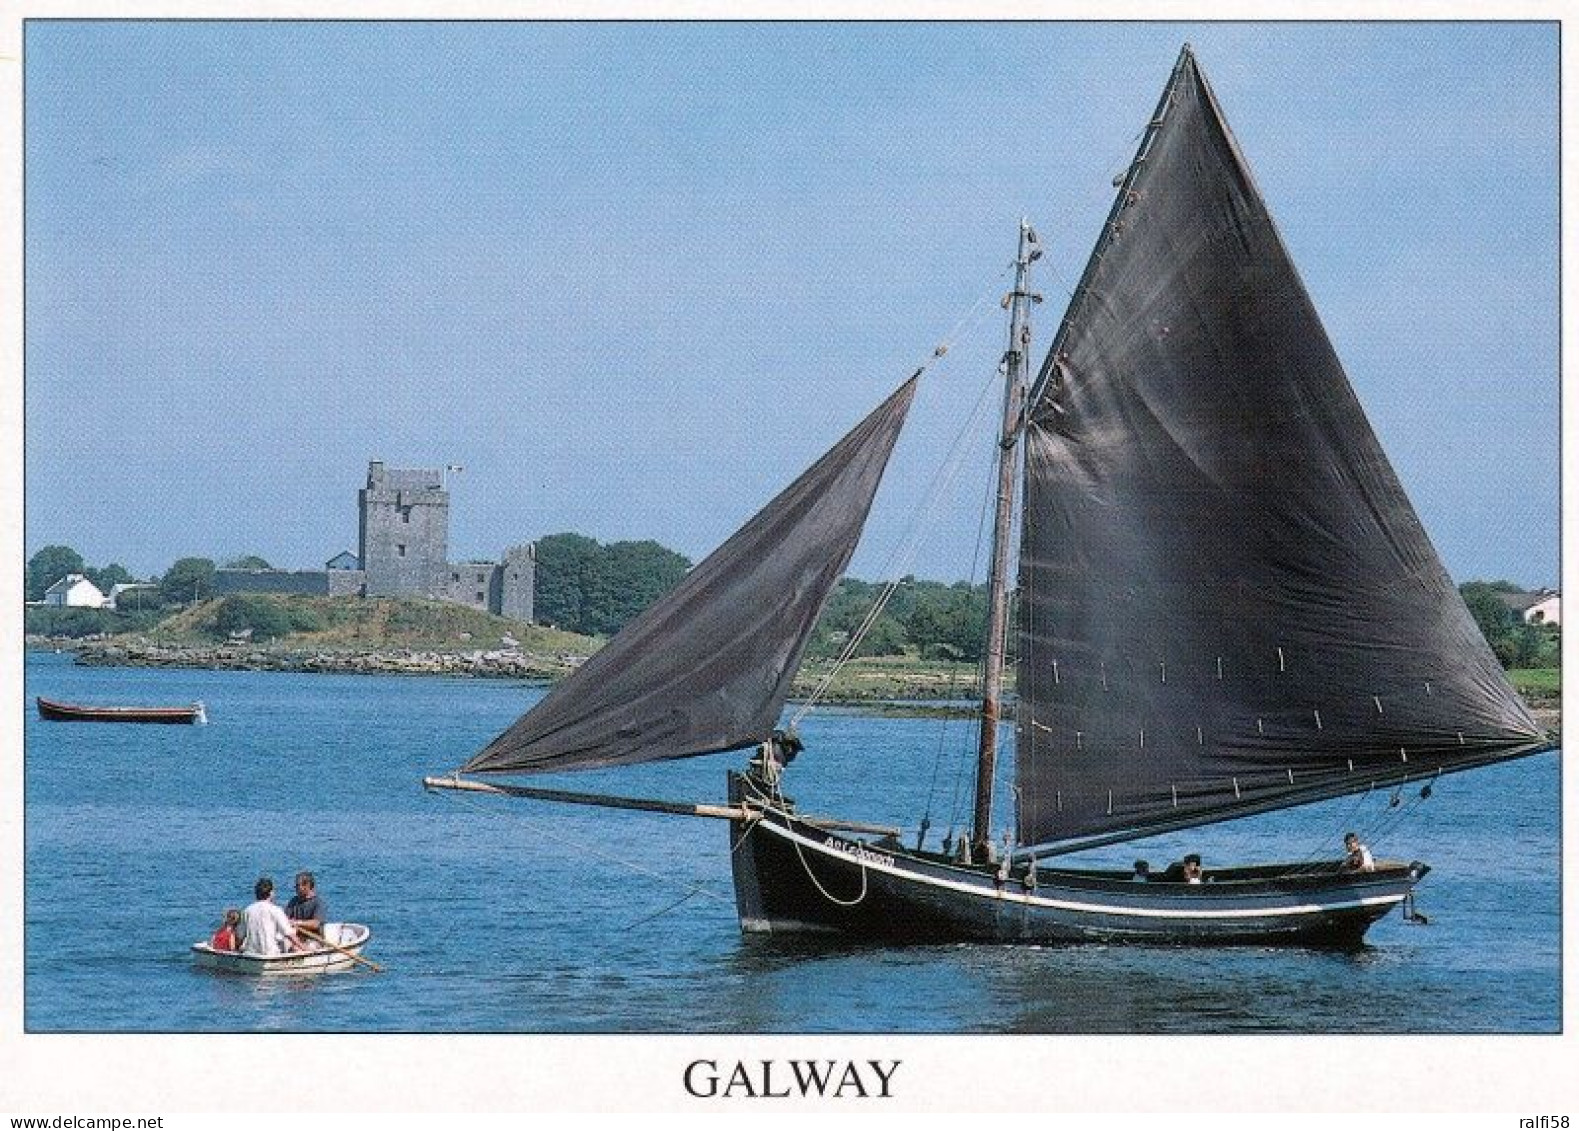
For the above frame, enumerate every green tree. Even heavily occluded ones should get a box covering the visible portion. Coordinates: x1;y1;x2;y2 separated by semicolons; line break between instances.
583;540;691;636
532;534;691;636
1459;582;1518;645
907;581;988;661
810;578;889;657
286;602;325;632
1458;580;1561;670
224;555;273;570
26;605;165;637
159;557;217;605
533;533;601;629
85;562;135;593
26;545;85;601
852;613;908;657
26;607;107;637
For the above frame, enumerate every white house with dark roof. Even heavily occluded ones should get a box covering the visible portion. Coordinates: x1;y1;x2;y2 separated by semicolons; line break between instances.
107;582;158;610
1524;593;1561;626
1499;588;1561;627
43;574;107;608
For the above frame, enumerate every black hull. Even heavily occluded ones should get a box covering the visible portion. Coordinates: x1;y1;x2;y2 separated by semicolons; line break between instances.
728;774;1423;947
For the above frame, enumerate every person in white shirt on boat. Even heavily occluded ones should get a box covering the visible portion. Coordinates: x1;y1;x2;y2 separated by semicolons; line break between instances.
1342;833;1376;873
237;877;302;956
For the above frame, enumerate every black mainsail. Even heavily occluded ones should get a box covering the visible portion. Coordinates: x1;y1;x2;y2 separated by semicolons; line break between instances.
462;376;918;775
1012;48;1546;853
428;44;1549;950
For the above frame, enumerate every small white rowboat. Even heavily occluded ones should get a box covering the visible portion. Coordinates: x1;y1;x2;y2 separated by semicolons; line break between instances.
191;923;373;975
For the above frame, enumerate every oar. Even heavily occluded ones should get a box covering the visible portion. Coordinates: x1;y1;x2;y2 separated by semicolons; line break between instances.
297;926;383;973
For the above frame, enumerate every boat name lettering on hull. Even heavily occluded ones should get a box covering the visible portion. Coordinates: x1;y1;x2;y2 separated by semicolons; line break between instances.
683;1059;900;1099
823;835;895;870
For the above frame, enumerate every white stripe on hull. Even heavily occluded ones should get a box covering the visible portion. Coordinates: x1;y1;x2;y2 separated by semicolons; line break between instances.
758;817;1408;921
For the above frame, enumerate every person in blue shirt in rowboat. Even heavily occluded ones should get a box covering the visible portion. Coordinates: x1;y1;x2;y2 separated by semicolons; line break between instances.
285;871;328;945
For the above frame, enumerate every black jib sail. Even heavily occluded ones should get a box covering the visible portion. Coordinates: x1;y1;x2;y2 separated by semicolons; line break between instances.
1013;48;1546;853
463;376;918;775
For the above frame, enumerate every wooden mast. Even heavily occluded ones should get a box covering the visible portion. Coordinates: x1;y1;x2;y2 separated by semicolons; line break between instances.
970;219;1038;855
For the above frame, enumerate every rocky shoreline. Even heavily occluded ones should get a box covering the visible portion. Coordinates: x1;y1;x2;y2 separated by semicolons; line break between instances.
34;638;1561;732
55;639;575;681
37;637;979;709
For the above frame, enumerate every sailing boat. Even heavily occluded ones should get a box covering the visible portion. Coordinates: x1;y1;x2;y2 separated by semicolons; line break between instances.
426;46;1550;946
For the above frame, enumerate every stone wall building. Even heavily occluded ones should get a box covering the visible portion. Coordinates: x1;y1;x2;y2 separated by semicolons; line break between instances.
356;461;534;622
215;568;333;597
215;462;534;623
214;556;367;598
433;542;537;621
358;463;450;599
495;543;536;623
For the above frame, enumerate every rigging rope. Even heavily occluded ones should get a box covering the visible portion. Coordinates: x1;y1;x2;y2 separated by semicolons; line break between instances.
1286;782;1377;872
622;888;701;930
431;782;736;907
1032;126;1148;311
729;756;872;906
923;263;1014;373
1277;773;1437;877
919;439;998;845
789;346;1007;727
1362;778;1436;848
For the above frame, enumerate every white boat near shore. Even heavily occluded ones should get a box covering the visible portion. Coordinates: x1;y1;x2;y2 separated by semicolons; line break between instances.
190;923;373;975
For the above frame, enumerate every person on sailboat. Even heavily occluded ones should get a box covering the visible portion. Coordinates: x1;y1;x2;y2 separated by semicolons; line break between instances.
1132;860;1151;882
771;728;803;770
1182;855;1204;884
237;877;302;956
1342;833;1376;873
751;728;804;790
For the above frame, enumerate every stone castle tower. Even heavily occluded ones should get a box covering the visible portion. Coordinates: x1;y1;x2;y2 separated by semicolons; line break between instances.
496;543;536;623
356;461;534;623
358;463;449;598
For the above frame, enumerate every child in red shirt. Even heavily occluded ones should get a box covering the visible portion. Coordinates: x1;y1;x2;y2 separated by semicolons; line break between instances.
210;908;241;951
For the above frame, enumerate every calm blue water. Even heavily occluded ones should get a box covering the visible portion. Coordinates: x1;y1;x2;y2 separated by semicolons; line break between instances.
23;650;1561;1033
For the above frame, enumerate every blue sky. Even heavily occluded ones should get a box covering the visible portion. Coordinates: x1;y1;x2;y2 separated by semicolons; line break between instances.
24;21;1559;588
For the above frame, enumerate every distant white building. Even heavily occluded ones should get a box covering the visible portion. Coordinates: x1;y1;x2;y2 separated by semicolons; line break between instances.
1499;588;1562;628
1524;593;1561;626
107;582;158;611
43;574;107;608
